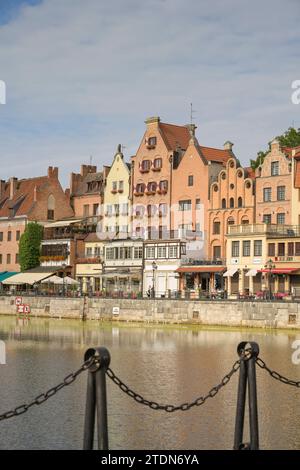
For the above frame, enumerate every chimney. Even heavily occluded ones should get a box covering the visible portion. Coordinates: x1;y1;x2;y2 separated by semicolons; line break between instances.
9;177;18;200
185;124;197;137
48;166;59;179
80;164;97;178
224;141;234;151
145;116;160;128
0;180;6;200
65;188;70;203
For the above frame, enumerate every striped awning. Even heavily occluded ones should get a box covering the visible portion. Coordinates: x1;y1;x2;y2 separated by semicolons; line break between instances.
223;268;238;277
2;272;54;285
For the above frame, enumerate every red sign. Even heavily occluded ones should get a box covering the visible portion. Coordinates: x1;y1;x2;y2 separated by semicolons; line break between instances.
17;304;25;314
24;305;31;314
15;297;22;306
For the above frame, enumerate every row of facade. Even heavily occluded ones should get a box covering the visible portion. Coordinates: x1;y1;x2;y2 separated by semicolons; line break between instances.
1;116;300;297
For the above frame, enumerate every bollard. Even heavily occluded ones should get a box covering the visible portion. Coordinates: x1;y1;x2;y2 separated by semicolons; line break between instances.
234;341;259;450
83;347;111;450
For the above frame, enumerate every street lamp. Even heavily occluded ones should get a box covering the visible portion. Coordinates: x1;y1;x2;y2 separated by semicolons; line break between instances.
264;259;275;301
152;261;158;298
62;262;67;297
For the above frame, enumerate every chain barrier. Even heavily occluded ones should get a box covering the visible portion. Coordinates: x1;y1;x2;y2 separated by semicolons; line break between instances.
255;357;300;388
106;359;241;412
0;356;96;422
1;350;299;423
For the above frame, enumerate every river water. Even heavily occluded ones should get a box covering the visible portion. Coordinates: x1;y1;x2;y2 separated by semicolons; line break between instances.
0;315;299;450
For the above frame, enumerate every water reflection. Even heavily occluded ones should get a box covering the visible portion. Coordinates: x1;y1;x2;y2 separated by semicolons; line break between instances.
0;315;299;450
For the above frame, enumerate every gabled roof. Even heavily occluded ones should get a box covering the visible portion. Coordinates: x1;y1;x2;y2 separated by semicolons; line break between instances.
198;145;231;164
159;122;191;151
0;176;50;218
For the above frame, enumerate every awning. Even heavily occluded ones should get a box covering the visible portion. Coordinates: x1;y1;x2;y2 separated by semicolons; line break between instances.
246;269;258;277
176;266;225;273
259;268;299;274
44;219;83;229
0;272;18;283
223;268;238;277
2;272;54;285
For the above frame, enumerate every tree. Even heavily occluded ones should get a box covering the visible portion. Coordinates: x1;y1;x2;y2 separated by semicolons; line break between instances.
19;222;43;272
250;127;300;170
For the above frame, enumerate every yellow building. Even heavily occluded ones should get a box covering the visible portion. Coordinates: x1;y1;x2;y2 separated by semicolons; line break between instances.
75;233;104;293
225;223;300;298
101;145;131;239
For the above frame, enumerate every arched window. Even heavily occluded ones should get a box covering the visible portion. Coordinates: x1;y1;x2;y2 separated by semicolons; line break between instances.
221;198;226;209
229;197;234;208
227;217;235;226
238;197;243;208
47;194;55;220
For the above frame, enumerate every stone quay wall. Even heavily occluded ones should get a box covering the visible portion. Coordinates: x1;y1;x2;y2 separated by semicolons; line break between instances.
0;295;300;329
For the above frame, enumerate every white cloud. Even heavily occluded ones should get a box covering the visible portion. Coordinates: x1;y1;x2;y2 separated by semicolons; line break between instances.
0;0;299;185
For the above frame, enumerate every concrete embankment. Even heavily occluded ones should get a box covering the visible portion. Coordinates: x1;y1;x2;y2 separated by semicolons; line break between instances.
0;295;300;329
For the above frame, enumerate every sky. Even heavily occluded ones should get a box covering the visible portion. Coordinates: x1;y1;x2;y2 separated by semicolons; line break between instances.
0;0;299;187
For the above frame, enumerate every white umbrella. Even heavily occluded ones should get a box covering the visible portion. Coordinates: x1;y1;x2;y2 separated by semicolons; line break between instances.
61;276;79;286
41;275;62;284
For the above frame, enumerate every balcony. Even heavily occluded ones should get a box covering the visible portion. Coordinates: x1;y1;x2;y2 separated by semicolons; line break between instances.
140;168;150;174
111;189;118;194
146;144;156;150
134;191;144;197
228;224;300;238
152;166;161;172
145;190;156;196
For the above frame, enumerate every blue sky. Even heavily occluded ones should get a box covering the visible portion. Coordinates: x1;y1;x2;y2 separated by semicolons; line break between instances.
0;0;299;187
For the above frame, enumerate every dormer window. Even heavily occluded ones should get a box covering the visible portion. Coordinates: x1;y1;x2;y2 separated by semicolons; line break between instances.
271;161;279;176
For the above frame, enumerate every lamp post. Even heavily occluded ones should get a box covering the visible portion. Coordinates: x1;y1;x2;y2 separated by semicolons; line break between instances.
152;261;157;298
62;262;67;297
264;259;275;301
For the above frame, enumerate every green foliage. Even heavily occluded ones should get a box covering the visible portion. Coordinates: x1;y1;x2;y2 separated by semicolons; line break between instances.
19;222;43;272
251;127;300;171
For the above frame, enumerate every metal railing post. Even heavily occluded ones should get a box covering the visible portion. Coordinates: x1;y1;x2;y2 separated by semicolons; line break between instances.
83;347;111;450
233;341;260;450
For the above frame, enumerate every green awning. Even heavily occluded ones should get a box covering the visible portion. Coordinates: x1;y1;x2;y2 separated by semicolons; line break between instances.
0;272;18;283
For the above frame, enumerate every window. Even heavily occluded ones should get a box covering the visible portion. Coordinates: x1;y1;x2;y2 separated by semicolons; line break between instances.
221;198;226;209
146;246;155;258
119;181;124;191
141;160;150;171
112;181;117;191
227;217;235;226
122;203;128;215
93;204;99;216
135;183;145;194
114;204;120;216
0;254;2;264
213;246;221;260
188;175;194;186
263;214;272;224
0;232;3;241
242;240;251;257
157;246;167;258
271;161;279;176
153;158;162;169
277;186;285;201
238;197;243;208
120;247;132;259
254;240;262;257
268;243;275;256
134;246;143;259
179;200;191;211
277;213;285;224
229;197;234;208
7;231;11;242
169;245;178;258
47;210;54;220
278;243;285;256
195;198;201;209
159;180;168;192
147;181;157;193
159;203;167;217
148;136;157;147
241;218;249;225
232;241;240;257
106;247;114;260
83;205;89;217
263;187;272;202
7;254;11;264
86;247;93;256
295;242;300;256
213;221;220;235
288;242;294;256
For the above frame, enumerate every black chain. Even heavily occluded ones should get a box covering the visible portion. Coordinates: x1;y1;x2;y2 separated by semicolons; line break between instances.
106;359;241;412
255;357;300;388
0;356;96;421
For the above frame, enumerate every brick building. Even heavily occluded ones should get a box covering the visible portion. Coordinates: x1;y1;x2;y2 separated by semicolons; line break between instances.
0;167;74;273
